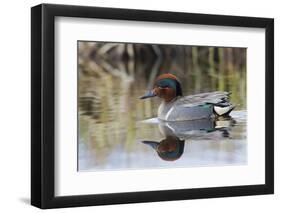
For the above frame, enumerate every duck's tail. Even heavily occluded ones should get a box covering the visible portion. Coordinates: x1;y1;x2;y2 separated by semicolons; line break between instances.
213;104;235;117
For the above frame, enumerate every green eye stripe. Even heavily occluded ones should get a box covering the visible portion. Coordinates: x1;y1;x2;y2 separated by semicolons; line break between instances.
156;79;176;89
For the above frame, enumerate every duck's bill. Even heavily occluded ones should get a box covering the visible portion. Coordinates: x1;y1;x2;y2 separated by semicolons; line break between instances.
141;141;159;149
139;90;156;99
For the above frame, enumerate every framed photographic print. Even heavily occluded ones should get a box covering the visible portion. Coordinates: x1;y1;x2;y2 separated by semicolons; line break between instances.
31;3;274;209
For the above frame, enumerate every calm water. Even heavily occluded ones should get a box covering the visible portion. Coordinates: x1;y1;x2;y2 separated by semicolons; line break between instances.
79;111;247;171
78;42;247;171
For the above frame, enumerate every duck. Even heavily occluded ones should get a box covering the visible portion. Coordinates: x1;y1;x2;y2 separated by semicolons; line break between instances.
140;73;235;121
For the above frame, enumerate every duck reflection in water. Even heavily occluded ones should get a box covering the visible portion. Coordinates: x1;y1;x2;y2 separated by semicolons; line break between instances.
143;136;185;161
141;117;235;161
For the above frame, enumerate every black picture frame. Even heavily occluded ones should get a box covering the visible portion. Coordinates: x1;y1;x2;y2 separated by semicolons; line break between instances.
31;3;274;209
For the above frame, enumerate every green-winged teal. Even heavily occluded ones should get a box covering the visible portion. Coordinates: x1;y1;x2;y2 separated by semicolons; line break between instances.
140;73;235;121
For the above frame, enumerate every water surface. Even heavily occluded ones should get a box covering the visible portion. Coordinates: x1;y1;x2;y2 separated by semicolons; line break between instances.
79;110;247;171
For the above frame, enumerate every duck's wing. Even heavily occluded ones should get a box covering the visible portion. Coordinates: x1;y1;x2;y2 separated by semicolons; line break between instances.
177;91;231;108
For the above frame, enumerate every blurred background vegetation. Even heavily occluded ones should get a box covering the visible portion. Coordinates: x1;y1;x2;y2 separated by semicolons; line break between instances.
78;41;246;170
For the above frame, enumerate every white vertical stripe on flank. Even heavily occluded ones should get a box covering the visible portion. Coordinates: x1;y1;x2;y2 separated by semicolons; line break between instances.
165;106;174;120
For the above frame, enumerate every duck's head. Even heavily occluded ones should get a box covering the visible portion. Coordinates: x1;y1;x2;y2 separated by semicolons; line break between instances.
140;73;183;102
